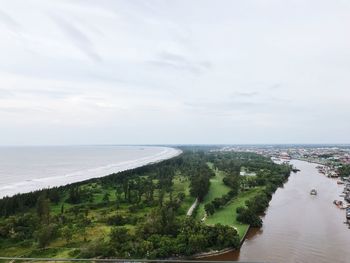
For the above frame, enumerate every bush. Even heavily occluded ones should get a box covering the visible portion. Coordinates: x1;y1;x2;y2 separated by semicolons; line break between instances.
106;214;138;226
204;203;215;215
236;206;245;214
246;193;269;214
79;238;111;258
106;214;127;226
35;224;58;248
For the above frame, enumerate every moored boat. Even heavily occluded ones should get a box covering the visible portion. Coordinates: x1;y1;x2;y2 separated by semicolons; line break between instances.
346;208;350;219
310;189;317;195
334;200;343;208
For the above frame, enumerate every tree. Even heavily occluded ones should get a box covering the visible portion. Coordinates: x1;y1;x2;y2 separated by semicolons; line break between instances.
102;192;110;203
177;192;185;202
36;195;50;224
246;193;269;214
223;175;240;195
134;240;153;258
190;174;210;201
35;224;57;248
61;225;73;244
76;213;91;242
109;227;131;253
144;178;155;202
236;207;262;227
67;187;82;204
115;185;123;202
122;179;129;201
158;189;165;207
135;177;145;203
204;203;215;215
188;233;206;253
48;188;60;204
212;198;223;209
106;214;126;226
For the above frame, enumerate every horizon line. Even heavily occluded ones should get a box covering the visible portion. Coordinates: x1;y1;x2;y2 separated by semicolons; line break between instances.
0;143;350;147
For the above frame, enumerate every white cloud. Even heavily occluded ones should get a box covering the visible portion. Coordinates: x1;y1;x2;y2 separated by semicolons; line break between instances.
0;0;349;145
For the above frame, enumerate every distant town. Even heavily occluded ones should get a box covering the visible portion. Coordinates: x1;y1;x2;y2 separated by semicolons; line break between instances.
217;145;350;223
217;145;350;169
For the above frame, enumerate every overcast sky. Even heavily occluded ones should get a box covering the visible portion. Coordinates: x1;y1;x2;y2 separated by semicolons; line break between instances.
0;0;349;145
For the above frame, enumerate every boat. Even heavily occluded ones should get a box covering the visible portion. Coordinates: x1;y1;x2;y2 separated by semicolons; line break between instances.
337;181;345;185
345;194;350;203
310;189;317;195
346;208;350;219
334;200;343;208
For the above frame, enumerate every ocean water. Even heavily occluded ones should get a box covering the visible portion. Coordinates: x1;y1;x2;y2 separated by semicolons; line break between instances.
0;145;181;198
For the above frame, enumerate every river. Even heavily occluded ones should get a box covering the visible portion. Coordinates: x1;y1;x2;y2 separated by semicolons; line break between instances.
204;160;350;263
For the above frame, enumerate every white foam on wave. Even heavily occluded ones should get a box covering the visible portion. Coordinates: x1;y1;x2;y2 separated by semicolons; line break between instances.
0;146;181;198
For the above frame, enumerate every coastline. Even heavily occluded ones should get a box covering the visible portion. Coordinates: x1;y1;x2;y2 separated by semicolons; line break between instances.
0;146;182;198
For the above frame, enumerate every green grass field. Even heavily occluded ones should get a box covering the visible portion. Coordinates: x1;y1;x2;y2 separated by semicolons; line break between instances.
205;187;263;237
195;163;231;220
196;163;264;238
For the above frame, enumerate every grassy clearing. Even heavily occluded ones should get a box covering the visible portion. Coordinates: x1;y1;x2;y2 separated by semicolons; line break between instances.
195;163;231;220
173;175;195;215
205;187;263;237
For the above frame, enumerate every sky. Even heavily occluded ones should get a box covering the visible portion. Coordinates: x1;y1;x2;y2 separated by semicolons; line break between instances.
0;0;349;145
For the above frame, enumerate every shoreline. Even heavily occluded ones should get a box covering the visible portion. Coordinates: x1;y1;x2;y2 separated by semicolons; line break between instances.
0;146;182;199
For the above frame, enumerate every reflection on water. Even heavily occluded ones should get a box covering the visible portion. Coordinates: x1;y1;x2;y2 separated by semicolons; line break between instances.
204;160;350;263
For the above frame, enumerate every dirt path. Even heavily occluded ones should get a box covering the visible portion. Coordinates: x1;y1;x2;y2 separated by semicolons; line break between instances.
186;198;198;216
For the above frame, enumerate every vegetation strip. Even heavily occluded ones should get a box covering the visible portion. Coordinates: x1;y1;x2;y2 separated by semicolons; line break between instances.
0;257;252;263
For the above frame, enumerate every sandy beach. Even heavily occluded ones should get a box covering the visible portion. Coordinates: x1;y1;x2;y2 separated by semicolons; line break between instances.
0;146;181;198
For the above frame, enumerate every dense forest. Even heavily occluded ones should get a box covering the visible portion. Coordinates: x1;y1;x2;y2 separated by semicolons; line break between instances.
0;148;291;259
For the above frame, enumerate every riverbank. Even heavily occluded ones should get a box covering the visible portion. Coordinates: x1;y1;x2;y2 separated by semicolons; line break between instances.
192;186;268;259
192;157;291;259
205;187;262;237
193;224;251;259
204;159;350;262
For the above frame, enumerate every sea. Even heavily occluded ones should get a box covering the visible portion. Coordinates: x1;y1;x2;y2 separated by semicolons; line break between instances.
0;145;181;198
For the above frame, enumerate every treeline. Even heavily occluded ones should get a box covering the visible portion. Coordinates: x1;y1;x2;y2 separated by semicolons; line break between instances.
236;162;291;228
204;190;237;215
209;151;289;175
211;151;291;186
0;156;183;217
0;152;211;217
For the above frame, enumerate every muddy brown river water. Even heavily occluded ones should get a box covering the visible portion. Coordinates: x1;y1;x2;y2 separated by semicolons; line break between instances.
204;160;350;263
